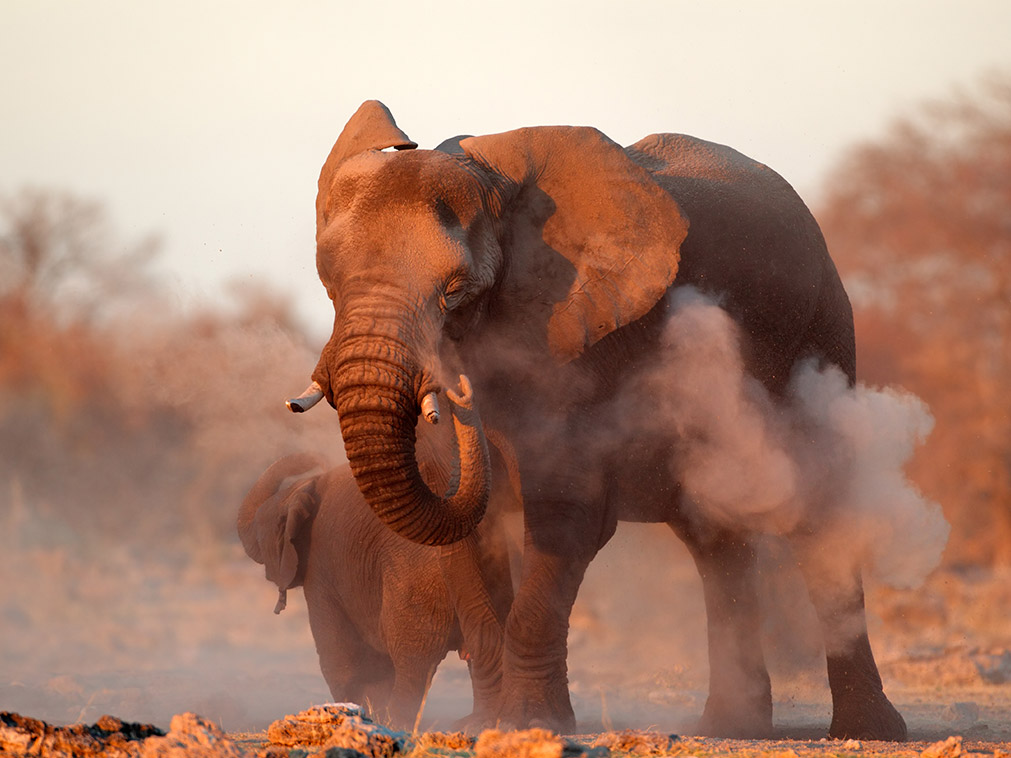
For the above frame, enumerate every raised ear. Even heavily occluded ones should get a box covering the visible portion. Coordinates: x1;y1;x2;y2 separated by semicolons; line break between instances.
461;126;688;361
256;477;317;611
316;100;417;237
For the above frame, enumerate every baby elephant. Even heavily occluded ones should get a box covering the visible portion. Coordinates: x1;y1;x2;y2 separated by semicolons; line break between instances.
237;432;517;729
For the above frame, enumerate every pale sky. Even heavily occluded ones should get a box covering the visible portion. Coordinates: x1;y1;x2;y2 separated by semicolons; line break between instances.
3;0;1010;337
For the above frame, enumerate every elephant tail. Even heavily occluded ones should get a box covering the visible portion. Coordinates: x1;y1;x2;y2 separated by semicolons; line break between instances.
237;452;327;564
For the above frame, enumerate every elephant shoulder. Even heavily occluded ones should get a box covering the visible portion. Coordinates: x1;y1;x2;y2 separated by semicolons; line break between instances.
626;133;782;188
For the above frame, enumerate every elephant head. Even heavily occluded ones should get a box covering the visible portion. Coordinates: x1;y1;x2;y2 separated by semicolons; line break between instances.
237;452;325;613
298;100;688;546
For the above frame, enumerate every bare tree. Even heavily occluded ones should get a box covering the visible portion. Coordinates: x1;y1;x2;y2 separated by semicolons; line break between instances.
0;188;160;324
819;70;1011;566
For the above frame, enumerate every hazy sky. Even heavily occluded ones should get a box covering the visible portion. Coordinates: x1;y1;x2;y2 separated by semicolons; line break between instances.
3;0;1010;336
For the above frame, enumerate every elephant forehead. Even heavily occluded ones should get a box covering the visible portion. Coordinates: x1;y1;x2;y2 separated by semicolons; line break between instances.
319;205;470;282
328;150;484;224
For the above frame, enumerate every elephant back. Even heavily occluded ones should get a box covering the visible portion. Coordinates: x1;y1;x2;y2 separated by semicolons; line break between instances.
238;452;326;564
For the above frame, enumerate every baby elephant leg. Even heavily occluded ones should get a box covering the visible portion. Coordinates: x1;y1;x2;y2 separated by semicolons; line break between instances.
307;596;393;715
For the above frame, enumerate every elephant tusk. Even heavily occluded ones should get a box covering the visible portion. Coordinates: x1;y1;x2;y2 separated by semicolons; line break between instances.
286;381;325;413
421;392;440;424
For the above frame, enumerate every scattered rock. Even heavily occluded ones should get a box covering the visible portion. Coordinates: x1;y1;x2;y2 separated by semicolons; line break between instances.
267;704;402;758
0;710;163;756
841;739;862;751
591;730;679;754
474;728;606;758
921;735;964;758
136;712;245;758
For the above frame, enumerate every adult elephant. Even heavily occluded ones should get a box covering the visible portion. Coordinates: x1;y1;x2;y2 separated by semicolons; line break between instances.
289;100;906;740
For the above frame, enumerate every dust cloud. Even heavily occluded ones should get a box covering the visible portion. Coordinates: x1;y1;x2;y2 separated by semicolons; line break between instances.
0;291;343;731
639;287;950;590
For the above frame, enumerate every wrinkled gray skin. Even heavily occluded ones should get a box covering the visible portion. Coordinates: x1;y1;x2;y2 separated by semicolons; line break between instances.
300;100;907;740
238;404;518;729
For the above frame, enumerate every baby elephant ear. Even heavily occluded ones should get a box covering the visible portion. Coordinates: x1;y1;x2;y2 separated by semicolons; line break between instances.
277;480;316;593
317;100;417;235
461;127;687;362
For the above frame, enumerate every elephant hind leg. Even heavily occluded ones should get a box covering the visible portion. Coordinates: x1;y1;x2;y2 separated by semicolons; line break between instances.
793;543;907;741
672;521;773;738
825;630;907;741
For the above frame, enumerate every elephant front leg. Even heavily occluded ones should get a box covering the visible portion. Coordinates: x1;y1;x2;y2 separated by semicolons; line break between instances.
498;505;609;733
676;525;773;738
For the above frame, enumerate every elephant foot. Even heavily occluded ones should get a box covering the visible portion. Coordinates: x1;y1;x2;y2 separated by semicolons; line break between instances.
828;693;907;742
496;691;577;734
451;711;496;735
696;692;773;739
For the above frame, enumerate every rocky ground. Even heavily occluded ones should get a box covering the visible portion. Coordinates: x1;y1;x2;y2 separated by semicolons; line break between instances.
3;701;1011;758
3;524;1010;755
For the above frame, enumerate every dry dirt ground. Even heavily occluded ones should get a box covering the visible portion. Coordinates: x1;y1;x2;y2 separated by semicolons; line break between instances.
3;523;1010;755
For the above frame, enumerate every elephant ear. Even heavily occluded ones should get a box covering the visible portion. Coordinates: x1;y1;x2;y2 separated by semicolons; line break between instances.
461;126;688;361
256;478;318;614
316;100;417;237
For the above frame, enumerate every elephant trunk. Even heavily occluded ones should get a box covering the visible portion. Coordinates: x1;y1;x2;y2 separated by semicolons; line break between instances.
237;452;323;563
332;337;490;546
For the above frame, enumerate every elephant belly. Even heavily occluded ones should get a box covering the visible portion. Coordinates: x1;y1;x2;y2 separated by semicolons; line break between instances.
604;434;684;523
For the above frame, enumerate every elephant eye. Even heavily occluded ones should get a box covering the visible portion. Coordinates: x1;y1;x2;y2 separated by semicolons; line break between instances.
441;274;468;311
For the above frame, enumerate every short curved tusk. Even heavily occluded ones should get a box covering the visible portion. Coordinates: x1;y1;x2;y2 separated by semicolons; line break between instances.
286;381;324;413
421;392;440;424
